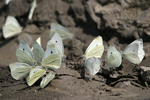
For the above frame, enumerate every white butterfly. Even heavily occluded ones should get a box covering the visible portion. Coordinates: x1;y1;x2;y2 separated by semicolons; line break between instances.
83;35;104;60
28;0;37;20
40;71;55;88
10;40;36;80
32;39;44;64
50;23;74;40
106;44;122;68
10;39;61;88
27;43;61;87
9;62;32;80
121;39;145;64
27;66;46;86
85;57;101;75
5;0;12;5
16;40;34;65
47;33;65;59
42;43;61;69
106;39;145;68
35;37;41;46
83;36;104;75
3;16;23;39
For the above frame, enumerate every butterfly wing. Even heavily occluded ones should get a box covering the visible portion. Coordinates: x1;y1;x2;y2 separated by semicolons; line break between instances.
85;57;101;75
27;66;46;86
28;0;37;20
51;23;70;32
3;16;23;39
42;44;58;60
32;41;44;64
83;36;104;60
36;37;41;46
9;62;31;80
16;40;34;65
122;39;145;64
47;33;65;58
50;23;74;40
40;71;55;88
42;44;61;69
5;0;12;5
106;44;122;68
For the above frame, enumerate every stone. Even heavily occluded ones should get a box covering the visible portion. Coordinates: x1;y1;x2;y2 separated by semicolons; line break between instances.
8;0;30;17
23;24;40;34
70;0;86;24
140;66;150;83
58;15;75;27
85;0;101;29
18;33;33;47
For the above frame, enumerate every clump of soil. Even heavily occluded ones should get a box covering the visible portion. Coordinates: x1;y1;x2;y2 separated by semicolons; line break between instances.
0;28;150;100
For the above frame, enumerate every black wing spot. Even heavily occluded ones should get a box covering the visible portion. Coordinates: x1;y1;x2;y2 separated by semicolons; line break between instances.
56;41;57;43
44;74;46;77
51;51;53;54
111;52;112;54
23;48;25;51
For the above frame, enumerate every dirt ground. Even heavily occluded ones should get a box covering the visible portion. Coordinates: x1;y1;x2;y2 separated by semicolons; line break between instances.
1;0;150;100
0;27;150;100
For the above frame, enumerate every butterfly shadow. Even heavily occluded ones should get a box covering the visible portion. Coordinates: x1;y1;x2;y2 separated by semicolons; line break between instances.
1;82;25;88
17;86;33;91
56;74;76;78
0;5;8;16
76;65;93;82
0;37;15;48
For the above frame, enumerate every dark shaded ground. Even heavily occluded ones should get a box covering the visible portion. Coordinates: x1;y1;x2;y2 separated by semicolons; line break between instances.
1;0;150;100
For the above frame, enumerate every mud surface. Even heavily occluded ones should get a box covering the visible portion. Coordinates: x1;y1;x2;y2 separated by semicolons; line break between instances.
1;0;150;100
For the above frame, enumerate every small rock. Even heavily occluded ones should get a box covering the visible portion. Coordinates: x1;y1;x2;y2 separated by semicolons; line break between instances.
143;44;150;58
23;24;40;34
140;66;150;83
8;0;30;17
58;15;75;27
110;73;119;79
119;81;132;88
56;0;70;15
85;0;101;29
110;92;122;96
18;33;33;47
70;0;86;23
